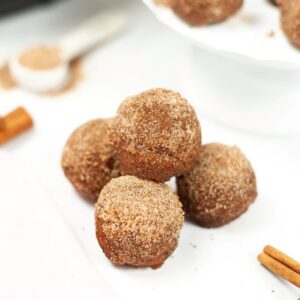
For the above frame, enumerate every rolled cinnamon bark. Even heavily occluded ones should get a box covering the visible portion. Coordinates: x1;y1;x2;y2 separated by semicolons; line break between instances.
264;245;300;275
0;107;33;145
258;252;300;288
0;116;5;131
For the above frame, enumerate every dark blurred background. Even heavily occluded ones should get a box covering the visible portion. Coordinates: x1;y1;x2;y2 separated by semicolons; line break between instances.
0;0;55;14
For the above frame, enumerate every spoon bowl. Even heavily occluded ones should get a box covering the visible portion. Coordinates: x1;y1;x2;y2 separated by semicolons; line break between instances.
9;53;70;93
9;9;127;93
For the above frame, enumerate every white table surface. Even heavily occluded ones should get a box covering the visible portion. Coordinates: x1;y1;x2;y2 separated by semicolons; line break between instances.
1;0;300;299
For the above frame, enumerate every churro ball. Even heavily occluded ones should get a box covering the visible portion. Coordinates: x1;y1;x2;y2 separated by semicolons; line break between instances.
177;143;257;228
172;0;243;26
61;119;121;202
110;88;201;182
95;176;184;268
281;0;300;48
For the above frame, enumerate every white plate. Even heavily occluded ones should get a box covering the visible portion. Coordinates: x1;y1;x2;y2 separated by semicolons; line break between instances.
144;0;300;136
143;0;300;69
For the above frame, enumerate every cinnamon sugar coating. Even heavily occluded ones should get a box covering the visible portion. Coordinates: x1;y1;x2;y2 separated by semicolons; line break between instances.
172;0;243;26
95;176;184;268
110;88;201;182
177;143;257;227
281;0;300;48
61;119;121;202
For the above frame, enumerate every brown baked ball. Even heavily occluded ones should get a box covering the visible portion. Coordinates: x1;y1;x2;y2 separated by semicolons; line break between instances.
177;143;257;228
95;176;184;268
281;0;300;48
110;88;201;182
61;119;121;202
173;0;243;26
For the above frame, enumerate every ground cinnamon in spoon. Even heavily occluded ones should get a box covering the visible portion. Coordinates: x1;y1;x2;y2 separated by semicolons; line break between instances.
0;57;83;94
19;46;61;70
0;46;83;93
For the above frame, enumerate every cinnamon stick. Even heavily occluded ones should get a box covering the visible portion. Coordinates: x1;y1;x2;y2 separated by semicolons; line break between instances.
0;107;33;145
264;245;300;275
258;246;300;288
0;116;5;131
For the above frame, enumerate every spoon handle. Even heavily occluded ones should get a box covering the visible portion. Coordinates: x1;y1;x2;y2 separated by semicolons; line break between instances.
59;9;127;62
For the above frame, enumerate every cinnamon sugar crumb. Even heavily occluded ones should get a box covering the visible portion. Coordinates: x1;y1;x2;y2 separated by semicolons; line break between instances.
189;242;197;249
240;14;256;25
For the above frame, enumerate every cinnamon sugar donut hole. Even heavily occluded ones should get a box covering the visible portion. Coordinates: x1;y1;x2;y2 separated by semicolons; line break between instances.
173;0;243;26
177;143;257;228
281;0;300;48
61;119;121;202
95;176;184;268
110;88;201;182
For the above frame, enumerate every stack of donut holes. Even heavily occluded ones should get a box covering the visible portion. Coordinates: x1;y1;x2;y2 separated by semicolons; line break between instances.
62;88;257;269
155;0;300;50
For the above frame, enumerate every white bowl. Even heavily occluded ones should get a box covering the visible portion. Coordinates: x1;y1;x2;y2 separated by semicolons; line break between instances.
143;0;300;136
